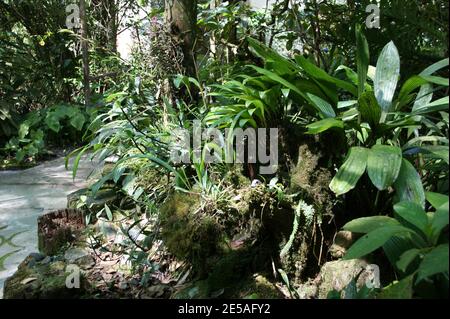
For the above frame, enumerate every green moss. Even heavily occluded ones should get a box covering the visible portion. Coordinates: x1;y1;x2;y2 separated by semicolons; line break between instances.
238;275;282;299
3;260;90;299
160;192;224;275
224;164;249;188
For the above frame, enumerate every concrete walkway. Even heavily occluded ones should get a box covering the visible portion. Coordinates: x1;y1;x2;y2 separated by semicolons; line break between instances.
0;156;102;298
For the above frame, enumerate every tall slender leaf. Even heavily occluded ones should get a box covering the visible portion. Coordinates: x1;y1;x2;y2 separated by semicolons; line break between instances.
356;25;369;97
374;41;400;115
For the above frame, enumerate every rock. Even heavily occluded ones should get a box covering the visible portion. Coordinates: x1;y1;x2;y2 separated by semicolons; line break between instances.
129;278;140;287
29;253;45;262
329;231;356;259
317;259;380;299
251;179;262;188
40;256;52;265
118;281;128;290
232;195;242;202
64;247;95;269
141;284;171;299
296;282;318;299
38;209;85;255
94;219;120;241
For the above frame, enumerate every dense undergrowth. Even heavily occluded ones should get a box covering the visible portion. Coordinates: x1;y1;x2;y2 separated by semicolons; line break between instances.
1;0;448;299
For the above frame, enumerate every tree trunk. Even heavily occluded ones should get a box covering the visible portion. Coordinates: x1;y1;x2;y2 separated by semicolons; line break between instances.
80;0;91;107
165;0;197;76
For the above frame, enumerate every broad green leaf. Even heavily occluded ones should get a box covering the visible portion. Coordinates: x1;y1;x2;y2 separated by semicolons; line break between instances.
430;203;449;244
393;159;425;208
396;249;420;272
343;216;400;234
367;65;376;81
378;275;414;299
18;122;29;139
358;91;381;129
367;145;402;190
374;41;400;114
305;118;343;134
426;192;449;209
383;236;416;268
45;115;61;133
329;147;368;196
356;25;369;97
393;201;428;236
416;244;449;283
344;225;412;260
306;93;336;118
70;112;86;131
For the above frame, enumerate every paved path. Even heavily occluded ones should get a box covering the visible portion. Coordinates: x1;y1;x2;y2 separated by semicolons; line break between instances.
0;156;102;298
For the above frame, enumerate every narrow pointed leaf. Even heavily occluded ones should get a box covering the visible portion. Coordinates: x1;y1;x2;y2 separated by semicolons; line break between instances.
356;25;369;96
358;91;381;129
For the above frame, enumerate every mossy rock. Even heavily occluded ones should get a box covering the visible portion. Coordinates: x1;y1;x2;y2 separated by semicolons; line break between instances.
160;192;225;275
223;164;249;189
3;256;90;299
173;273;281;300
236;274;283;299
290;144;334;217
